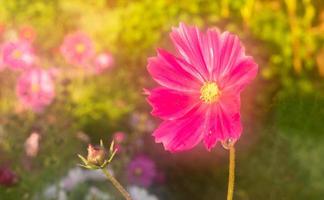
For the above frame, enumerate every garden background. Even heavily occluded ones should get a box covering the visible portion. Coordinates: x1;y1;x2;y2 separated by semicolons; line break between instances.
0;0;323;199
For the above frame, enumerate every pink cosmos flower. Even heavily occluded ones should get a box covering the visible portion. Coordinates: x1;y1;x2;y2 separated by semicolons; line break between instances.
113;131;126;143
24;132;41;157
2;41;35;71
16;68;55;112
113;131;126;153
93;52;114;74
0;166;18;187
19;25;37;43
0;23;5;39
146;23;258;152
127;155;156;187
60;31;94;66
0;45;5;71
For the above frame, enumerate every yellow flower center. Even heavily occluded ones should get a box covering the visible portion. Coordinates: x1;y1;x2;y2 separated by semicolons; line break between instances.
75;43;85;53
134;167;143;176
13;50;22;59
31;83;40;93
200;82;220;103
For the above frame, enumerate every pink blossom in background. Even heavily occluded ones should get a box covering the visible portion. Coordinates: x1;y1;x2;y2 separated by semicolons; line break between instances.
113;131;126;153
146;23;258;152
60;31;94;66
0;166;18;187
24;132;41;157
0;23;5;38
113;131;126;143
127;155;157;187
0;45;5;71
19;25;36;43
16;68;56;112
93;52;114;74
2;41;35;71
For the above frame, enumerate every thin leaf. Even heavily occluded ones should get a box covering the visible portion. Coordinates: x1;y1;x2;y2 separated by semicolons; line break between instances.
78;154;88;165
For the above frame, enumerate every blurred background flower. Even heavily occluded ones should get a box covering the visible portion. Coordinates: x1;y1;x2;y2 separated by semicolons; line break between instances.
1;41;34;71
127;155;157;187
129;186;159;200
93;52;114;74
18;25;36;43
60;31;94;66
16;68;56;112
0;166;18;187
24;132;41;157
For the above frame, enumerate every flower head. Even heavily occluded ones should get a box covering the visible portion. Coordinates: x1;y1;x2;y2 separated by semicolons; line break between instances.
0;45;5;71
60;31;94;66
127;155;156;187
87;145;107;166
0;166;18;187
16;68;55;112
128;186;159;200
78;140;117;170
146;23;258;152
2;41;35;71
113;131;126;153
24;132;41;157
93;52;114;74
114;132;125;143
19;25;36;43
0;23;5;38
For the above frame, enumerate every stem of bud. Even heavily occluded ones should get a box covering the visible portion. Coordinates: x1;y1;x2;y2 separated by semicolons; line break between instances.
101;168;132;200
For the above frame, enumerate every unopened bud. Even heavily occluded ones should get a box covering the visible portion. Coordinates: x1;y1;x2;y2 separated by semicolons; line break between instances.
87;145;106;166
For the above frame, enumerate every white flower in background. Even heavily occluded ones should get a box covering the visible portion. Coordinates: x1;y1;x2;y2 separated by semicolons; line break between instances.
42;187;67;200
58;190;67;200
39;167;113;199
24;132;41;157
128;186;159;200
43;185;57;199
42;185;66;200
60;167;86;191
60;167;108;191
84;168;107;181
85;187;112;200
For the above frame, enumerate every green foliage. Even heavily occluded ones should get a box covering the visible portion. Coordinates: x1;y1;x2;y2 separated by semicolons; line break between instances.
0;111;81;199
236;94;324;199
236;0;323;94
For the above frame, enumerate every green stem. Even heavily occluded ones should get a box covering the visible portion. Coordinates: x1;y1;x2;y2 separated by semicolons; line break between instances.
227;146;235;200
101;168;132;200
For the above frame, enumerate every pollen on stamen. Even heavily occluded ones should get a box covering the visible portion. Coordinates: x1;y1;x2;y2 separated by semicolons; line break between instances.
31;83;40;93
200;82;220;103
13;50;22;59
75;43;85;53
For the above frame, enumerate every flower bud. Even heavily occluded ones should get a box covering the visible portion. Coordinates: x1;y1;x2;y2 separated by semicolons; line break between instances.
87;145;107;166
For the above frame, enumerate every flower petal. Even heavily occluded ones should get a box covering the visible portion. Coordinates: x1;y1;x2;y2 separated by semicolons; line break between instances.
153;106;206;152
201;28;222;79
147;87;200;120
170;23;209;80
221;56;258;93
217;32;245;79
147;49;202;92
203;94;242;151
206;31;258;91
